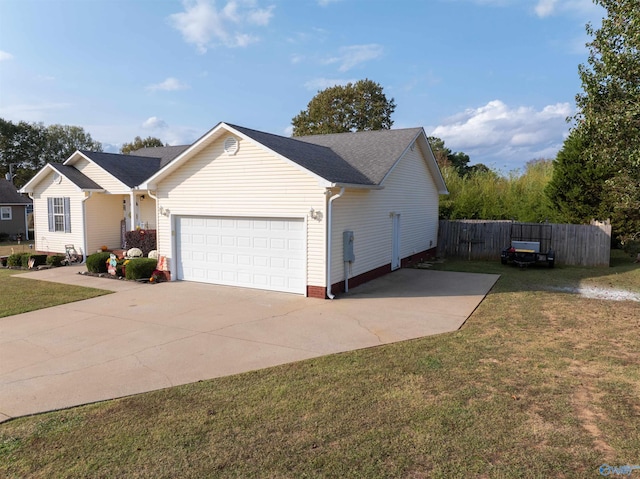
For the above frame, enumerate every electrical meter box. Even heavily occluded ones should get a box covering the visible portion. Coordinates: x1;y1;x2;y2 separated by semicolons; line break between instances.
343;230;355;262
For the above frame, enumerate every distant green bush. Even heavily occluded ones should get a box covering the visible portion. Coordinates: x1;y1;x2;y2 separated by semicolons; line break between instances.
86;252;112;273
46;255;66;267
125;258;158;280
7;254;22;267
20;253;32;268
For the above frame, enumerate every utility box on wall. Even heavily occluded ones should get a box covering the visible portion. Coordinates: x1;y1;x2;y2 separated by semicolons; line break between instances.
343;230;355;262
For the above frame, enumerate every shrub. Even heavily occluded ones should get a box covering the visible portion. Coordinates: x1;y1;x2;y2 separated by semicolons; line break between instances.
20;253;31;268
86;252;112;273
125;258;158;280
46;255;66;267
7;254;22;267
0;232;9;242
124;230;156;256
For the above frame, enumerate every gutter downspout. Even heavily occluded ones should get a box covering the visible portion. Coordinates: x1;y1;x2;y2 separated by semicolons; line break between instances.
81;192;93;264
326;187;345;300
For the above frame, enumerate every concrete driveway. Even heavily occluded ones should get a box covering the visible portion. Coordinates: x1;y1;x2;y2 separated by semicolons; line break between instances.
0;266;499;422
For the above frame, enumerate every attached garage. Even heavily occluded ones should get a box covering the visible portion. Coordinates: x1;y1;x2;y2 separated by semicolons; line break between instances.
140;122;448;299
176;216;306;294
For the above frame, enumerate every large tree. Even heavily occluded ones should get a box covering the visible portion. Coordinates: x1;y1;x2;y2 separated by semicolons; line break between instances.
546;126;610;224
120;136;164;154
428;136;474;175
291;79;396;136
0;119;102;187
573;0;640;241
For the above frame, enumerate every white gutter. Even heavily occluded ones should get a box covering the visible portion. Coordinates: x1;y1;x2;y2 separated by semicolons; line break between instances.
326;187;345;300
81;192;93;263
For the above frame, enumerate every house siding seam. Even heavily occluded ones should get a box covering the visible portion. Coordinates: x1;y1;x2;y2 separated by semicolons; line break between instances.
330;142;440;285
32;172;85;255
154;135;327;290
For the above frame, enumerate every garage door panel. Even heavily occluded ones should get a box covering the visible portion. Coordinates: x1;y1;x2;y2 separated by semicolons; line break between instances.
177;216;306;294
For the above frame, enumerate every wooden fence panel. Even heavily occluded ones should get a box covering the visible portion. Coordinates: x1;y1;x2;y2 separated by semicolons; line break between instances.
437;220;611;267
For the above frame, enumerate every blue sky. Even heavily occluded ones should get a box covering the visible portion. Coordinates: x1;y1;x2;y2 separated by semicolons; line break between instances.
0;0;604;172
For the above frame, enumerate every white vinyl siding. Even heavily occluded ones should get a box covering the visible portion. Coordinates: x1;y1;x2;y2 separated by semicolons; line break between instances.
155;135;327;289
32;172;85;255
85;194;125;253
138;195;156;229
72;157;129;193
330;142;440;284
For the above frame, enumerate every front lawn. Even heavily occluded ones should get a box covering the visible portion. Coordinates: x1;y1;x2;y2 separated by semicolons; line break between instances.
1;252;638;478
0;269;111;318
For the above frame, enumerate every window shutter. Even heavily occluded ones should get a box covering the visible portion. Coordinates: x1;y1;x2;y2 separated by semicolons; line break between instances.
47;198;54;232
64;197;71;233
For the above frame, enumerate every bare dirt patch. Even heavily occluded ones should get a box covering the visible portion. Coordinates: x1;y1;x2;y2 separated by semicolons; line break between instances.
547;285;640;302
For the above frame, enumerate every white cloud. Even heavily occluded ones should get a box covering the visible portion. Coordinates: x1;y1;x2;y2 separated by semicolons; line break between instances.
534;0;557;17
324;44;384;72
430;100;573;168
168;0;274;52
304;77;356;91
142;116;168;129
0;50;13;61
146;77;189;92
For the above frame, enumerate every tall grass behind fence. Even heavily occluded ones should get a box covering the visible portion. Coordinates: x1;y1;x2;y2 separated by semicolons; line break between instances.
437;220;611;267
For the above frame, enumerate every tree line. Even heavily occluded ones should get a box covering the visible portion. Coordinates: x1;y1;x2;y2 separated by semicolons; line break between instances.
0;117;166;188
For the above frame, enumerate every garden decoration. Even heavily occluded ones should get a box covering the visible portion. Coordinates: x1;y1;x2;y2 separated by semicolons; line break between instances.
107;253;118;276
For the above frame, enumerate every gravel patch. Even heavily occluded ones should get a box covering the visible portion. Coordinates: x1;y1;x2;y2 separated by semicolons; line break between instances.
549;285;640;302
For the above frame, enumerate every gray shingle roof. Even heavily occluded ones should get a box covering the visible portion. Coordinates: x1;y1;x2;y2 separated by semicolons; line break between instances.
49;163;103;190
79;151;163;188
130;145;190;168
228;124;423;185
296;128;423;184
228;124;373;185
0;179;32;204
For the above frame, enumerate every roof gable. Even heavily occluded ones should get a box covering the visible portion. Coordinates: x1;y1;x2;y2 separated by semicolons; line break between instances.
141;122;448;192
71;151;162;188
19;163;104;193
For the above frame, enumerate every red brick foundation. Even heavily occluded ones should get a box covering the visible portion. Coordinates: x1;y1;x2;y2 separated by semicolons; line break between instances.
307;247;437;299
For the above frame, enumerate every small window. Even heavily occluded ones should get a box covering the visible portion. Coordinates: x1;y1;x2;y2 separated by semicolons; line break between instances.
47;197;71;233
0;206;11;221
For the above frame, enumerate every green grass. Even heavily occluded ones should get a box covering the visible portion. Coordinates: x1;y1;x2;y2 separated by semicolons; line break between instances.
0;269;110;318
1;252;639;478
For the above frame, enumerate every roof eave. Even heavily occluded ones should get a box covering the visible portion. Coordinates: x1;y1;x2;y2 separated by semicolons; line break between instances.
330;182;384;190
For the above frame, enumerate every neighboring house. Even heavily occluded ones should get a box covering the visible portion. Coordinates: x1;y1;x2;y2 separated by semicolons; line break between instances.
0;179;32;240
20;147;188;257
22;122;448;298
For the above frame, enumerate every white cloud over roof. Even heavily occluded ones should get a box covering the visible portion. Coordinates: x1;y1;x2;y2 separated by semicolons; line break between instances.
169;0;274;52
431;100;573;169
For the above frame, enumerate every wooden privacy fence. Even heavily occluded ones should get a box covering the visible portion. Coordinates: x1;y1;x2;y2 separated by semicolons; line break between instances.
437;220;612;267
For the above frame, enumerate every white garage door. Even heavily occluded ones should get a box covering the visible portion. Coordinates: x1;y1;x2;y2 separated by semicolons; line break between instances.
176;216;306;294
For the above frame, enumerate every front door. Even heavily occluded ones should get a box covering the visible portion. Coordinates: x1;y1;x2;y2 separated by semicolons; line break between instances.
391;213;401;270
